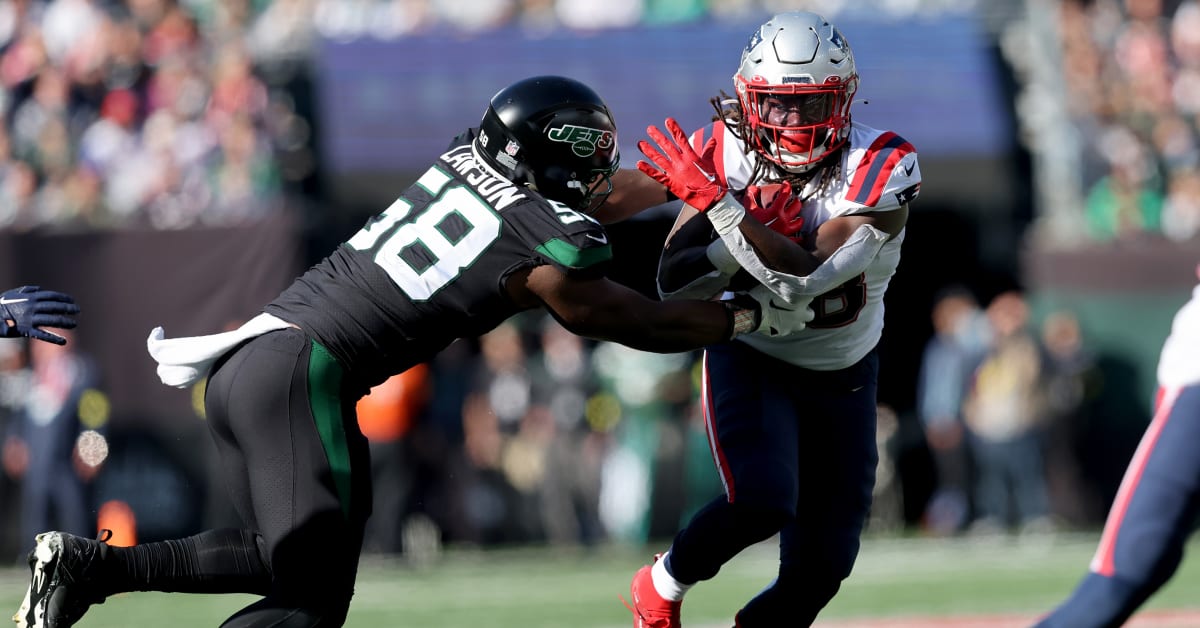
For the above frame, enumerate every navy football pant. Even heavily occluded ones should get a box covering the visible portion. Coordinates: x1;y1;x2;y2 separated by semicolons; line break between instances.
664;341;879;627
1036;383;1200;628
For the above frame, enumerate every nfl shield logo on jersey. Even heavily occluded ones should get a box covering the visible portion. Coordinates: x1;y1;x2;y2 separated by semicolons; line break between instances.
505;140;520;157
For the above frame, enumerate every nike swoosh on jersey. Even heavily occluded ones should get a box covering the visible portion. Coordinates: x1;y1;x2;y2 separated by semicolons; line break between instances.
903;162;915;176
0;297;29;305
585;233;608;244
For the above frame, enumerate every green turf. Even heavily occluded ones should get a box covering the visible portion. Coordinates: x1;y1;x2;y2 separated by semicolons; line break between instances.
3;533;1198;627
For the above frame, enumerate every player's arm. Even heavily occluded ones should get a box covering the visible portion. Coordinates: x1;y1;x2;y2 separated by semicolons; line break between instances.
656;203;732;300
705;202;908;305
506;264;754;352
589;168;671;225
726;202;908;274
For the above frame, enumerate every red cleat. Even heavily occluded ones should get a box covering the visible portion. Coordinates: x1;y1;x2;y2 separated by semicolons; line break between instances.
628;554;681;628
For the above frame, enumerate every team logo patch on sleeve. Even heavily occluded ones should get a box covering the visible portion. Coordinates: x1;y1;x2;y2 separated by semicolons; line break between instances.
895;182;920;205
547;124;614;157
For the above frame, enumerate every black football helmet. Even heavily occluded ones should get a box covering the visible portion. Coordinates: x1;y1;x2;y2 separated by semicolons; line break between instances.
475;76;619;212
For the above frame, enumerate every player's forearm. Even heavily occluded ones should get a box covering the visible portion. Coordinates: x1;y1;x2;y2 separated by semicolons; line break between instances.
657;212;734;300
624;300;734;351
707;221;889;305
579;299;733;352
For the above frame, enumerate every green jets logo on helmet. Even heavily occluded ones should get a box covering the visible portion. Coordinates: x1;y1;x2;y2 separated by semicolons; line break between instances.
547;124;614;157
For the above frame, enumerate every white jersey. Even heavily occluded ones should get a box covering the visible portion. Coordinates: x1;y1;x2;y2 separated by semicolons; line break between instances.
697;120;921;371
1157;267;1200;388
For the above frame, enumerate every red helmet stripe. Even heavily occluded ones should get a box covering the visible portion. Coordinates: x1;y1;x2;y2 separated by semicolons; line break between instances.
847;132;914;206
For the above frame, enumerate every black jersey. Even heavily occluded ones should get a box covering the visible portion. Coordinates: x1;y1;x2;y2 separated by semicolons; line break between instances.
266;132;613;389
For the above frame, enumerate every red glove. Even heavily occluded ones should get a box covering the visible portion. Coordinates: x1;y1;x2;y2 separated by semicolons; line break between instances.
741;181;805;242
636;118;727;211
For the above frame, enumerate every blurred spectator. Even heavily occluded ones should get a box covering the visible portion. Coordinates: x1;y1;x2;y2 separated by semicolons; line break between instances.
460;321;532;544
203;111;281;224
0;340;30;559
1039;309;1102;526
870;403;905;533
1162;166;1200;240
403;338;475;548
591;340;693;543
0;159;39;229
1;329;107;557
962;291;1052;533
248;0;317;64
555;0;643;30
77;88;139;177
527;317;605;545
1084;129;1164;241
916;286;988;535
434;0;516;32
40;0;103;68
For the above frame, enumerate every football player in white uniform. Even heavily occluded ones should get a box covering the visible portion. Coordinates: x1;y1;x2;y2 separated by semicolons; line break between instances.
1036;266;1200;628
613;12;921;627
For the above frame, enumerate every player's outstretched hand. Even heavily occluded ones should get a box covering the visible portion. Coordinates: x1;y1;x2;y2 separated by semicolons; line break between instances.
0;285;80;345
636;118;727;211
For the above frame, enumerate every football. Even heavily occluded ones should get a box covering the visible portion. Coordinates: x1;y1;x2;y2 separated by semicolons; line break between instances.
741;183;787;217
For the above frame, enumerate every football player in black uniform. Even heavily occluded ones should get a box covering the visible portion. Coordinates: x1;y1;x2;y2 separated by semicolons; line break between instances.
14;76;800;628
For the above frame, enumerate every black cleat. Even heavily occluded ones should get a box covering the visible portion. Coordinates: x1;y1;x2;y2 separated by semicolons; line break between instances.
13;530;113;628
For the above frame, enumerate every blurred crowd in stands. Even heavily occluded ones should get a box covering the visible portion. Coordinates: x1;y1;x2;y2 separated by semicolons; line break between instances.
0;0;985;233
0;0;312;231
1060;0;1200;242
0;0;1190;562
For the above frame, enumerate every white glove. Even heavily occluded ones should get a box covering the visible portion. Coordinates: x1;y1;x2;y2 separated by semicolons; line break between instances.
745;285;814;337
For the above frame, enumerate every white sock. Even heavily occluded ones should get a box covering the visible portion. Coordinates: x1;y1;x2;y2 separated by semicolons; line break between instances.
651;551;692;602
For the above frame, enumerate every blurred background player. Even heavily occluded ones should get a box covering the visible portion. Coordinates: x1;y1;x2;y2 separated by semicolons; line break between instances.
916;286;988;535
13;75;798;628
3;328;104;558
1034;264;1200;627
613;11;921;628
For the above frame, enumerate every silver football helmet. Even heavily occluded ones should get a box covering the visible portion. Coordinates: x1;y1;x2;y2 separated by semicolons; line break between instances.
734;11;858;173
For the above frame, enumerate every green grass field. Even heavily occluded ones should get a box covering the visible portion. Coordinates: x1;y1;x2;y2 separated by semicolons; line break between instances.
4;532;1199;627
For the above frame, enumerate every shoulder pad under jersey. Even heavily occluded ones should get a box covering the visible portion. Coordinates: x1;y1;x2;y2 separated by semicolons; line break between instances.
520;199;613;278
844;128;921;211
